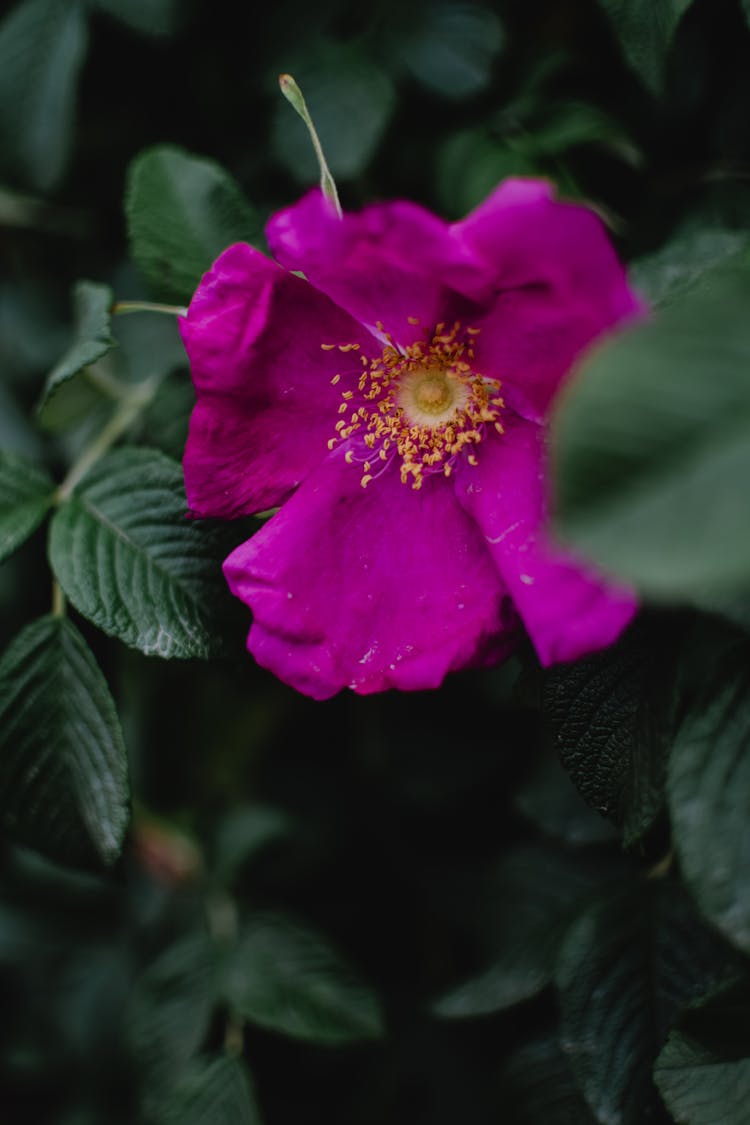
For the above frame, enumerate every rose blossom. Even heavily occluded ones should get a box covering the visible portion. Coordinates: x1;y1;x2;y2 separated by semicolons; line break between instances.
179;177;642;700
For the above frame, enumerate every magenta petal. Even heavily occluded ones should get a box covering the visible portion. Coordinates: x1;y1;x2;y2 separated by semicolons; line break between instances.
454;419;637;666
265;188;478;345
179;242;376;518
450;178;645;421
223;451;518;700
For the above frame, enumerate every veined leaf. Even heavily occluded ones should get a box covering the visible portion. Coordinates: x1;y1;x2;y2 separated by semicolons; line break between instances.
49;447;239;660
654;977;750;1123
0;615;129;868
125;145;258;304
220;910;385;1044
668;641;750;955
542;614;682;846
631;230;750;310
555;878;735;1125
514;747;619;846
128;931;217;1098
498;1032;599;1123
0;449;55;562
37;280;116;424
160;1054;264;1125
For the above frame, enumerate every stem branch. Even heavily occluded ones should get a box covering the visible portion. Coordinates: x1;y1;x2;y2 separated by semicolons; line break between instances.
112;300;187;317
56;377;159;502
52;580;66;618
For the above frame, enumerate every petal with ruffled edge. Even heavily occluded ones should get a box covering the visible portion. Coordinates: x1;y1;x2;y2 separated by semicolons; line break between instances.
265;187;479;346
179;242;377;518
447;178;645;422
223;450;519;700
454;416;637;666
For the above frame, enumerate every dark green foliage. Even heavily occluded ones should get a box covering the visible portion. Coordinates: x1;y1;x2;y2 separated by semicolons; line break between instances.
596;0;694;94
555;878;737;1123
158;1055;264;1125
0;615;129;866
668;638;750;954
48;447;241;659
2;0;750;1122
0;450;55;562
219;910;385;1043
125;146;260;304
431;841;628;1018
654;977;750;1123
551;253;750;605
0;0;88;191
36;280;116;418
541;615;682;846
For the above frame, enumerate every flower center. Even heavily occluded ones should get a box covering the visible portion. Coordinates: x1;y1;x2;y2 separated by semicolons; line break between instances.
326;321;504;489
398;368;469;425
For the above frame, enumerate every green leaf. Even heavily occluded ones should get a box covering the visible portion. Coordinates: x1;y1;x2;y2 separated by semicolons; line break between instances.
551;254;750;606
221;911;384;1043
654;977;750;1123
49;447;239;660
40;304;187;437
0;0;88;191
630;229;750;310
555;878;734;1125
596;0;694;94
124;145;258;304
160;1055;264;1125
37;280;116;424
542;615;681;846
514;748;619;847
431;843;624;1018
0;449;55;562
498;1032;599;1123
0;615;129;868
667;640;750;955
128;931;217;1100
92;0;183;37
513;100;637;161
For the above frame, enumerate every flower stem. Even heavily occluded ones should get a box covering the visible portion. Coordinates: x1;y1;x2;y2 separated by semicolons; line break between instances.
51;579;66;618
278;73;343;219
56;377;159;502
112;300;187;317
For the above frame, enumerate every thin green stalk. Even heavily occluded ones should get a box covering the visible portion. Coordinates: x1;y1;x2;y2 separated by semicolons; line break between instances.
56;377;159;502
83;361;134;402
51;580;66;618
112;300;187;317
205;891;244;1056
278;73;343;218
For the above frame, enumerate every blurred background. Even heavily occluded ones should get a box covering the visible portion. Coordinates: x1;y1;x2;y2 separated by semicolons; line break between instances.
2;1;750;1122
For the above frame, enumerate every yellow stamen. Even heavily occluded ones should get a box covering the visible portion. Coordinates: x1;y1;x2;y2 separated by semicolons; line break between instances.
326;322;502;489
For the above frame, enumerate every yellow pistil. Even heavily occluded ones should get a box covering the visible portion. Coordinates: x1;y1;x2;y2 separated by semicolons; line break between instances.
325;322;504;489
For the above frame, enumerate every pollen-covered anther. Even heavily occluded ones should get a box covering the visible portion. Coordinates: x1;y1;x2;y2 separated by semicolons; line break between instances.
330;322;502;489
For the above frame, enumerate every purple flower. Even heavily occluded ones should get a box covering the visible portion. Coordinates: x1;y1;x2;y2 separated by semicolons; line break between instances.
179;178;642;700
